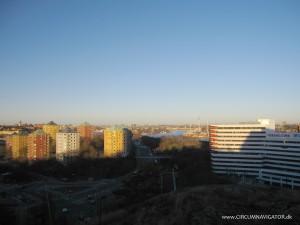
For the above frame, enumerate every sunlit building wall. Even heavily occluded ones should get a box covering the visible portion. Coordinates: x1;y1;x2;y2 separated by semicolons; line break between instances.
210;119;300;188
77;122;94;141
27;129;50;160
43;121;60;141
104;126;132;157
10;131;28;160
0;130;20;135
5;135;13;160
56;127;80;161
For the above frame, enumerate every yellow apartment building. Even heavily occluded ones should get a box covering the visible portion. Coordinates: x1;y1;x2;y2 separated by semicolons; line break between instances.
43;121;60;141
104;126;132;157
5;135;14;160
10;131;28;160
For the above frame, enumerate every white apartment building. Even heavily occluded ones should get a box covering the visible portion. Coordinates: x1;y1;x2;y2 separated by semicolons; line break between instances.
210;119;300;188
56;127;80;161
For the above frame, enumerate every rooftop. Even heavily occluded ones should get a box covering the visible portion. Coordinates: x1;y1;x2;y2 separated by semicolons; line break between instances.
106;124;128;131
78;122;92;127
16;131;28;136
47;121;57;125
31;129;48;135
59;127;77;133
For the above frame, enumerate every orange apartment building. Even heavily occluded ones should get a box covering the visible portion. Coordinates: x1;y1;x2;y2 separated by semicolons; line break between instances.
77;122;94;141
27;129;50;160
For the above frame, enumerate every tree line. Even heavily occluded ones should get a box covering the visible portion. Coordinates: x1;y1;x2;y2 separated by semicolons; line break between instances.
141;136;229;187
112;136;229;209
0;157;136;182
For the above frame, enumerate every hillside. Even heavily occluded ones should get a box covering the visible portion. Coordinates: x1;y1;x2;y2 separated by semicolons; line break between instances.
102;184;300;225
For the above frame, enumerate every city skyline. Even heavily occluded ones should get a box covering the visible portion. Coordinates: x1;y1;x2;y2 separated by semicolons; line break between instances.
1;1;300;125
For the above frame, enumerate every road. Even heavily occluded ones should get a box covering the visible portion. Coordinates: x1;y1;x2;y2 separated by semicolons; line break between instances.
134;139;157;168
0;140;157;224
0;172;129;224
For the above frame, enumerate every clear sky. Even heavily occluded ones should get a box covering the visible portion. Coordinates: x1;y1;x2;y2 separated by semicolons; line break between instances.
1;0;299;125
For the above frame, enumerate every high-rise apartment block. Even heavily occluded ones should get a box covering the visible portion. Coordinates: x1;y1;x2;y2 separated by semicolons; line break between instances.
9;131;28;160
104;126;132;157
77;122;94;141
209;119;300;188
27;129;50;160
56;127;80;161
5;135;14;160
43;121;60;141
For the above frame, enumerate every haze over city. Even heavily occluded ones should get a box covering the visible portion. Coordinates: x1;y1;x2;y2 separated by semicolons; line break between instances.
1;0;299;125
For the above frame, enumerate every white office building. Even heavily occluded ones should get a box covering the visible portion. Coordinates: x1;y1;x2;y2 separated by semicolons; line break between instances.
209;119;300;188
56;127;80;161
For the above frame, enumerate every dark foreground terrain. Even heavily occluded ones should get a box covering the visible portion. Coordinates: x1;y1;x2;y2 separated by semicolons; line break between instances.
101;184;300;225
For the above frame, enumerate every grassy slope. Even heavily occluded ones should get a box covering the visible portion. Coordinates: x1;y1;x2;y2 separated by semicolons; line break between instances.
103;184;300;225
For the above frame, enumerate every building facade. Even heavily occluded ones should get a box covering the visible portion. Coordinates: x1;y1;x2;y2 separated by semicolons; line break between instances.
209;119;300;188
5;135;14;160
104;126;132;157
10;131;28;160
56;127;80;161
76;122;94;141
43;121;60;141
27;129;50;160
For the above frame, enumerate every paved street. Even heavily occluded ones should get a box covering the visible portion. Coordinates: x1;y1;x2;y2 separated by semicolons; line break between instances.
0;139;158;224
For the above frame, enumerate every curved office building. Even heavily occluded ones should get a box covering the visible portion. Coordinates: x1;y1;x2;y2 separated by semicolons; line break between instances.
209;119;300;188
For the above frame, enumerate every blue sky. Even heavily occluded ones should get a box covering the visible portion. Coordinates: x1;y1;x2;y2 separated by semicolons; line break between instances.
1;0;299;125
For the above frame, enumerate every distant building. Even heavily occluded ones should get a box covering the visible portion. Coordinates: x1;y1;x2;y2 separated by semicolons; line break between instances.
27;129;50;161
0;129;21;136
76;122;94;141
9;131;28;160
298;125;300;132
104;125;132;157
16;120;24;127
56;127;80;161
210;119;300;188
43;121;60;142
